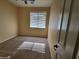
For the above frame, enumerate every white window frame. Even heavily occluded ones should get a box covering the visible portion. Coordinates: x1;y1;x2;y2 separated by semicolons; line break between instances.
30;12;47;29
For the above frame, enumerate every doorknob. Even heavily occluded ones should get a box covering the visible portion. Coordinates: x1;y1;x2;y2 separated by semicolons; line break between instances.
54;44;58;51
54;44;58;48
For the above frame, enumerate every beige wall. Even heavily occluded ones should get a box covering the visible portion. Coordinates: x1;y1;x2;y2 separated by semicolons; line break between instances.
48;0;62;59
18;7;50;37
0;0;18;43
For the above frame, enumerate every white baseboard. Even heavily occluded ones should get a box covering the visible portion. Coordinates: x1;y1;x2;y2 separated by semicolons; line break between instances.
0;35;17;44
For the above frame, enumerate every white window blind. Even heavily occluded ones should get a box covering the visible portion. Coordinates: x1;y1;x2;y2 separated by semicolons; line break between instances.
30;12;47;28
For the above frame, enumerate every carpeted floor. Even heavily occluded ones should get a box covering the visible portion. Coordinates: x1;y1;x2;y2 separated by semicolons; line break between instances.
0;36;51;59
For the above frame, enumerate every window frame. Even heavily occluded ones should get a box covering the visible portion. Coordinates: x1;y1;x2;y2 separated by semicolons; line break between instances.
29;12;47;29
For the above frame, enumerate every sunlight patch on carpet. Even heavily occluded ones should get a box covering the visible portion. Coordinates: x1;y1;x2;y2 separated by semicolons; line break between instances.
17;42;45;53
17;42;33;50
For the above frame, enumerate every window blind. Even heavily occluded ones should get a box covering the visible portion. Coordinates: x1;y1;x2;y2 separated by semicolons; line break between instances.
30;12;47;28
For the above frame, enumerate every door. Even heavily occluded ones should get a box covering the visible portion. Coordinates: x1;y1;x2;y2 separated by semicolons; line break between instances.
55;0;79;59
48;0;79;59
59;0;72;47
55;0;72;59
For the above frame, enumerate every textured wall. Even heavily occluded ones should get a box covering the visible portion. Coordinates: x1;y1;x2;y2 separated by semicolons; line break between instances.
18;7;50;37
0;0;18;43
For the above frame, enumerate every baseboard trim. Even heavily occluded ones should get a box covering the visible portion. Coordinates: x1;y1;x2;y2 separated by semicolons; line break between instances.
0;35;18;44
19;35;47;38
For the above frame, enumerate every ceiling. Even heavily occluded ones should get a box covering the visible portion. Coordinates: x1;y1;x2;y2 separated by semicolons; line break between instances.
8;0;52;7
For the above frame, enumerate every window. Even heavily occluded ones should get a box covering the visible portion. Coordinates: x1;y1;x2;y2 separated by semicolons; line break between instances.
30;12;47;28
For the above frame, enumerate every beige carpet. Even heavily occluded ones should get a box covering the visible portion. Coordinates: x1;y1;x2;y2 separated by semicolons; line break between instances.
0;36;51;59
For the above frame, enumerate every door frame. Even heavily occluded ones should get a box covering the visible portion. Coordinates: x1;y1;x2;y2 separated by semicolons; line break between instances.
58;0;66;43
